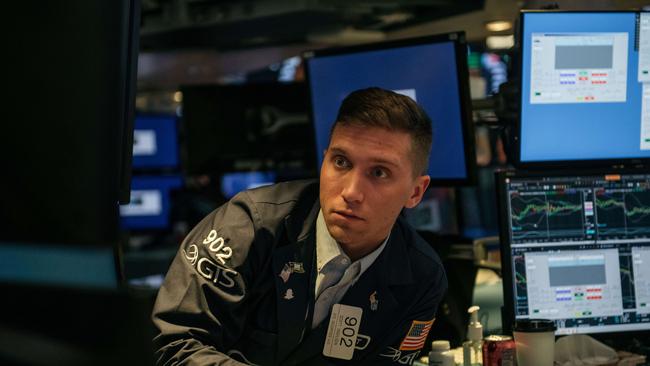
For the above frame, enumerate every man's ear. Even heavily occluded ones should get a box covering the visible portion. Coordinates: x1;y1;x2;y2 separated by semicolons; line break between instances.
404;175;431;209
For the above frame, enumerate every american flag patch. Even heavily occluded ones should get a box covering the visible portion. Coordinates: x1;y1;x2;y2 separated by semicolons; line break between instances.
399;319;434;351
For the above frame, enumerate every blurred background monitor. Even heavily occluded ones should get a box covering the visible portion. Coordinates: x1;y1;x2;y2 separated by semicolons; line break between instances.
517;11;650;167
220;171;276;199
496;169;650;337
180;82;317;178
304;32;475;185
120;175;183;231
132;114;180;170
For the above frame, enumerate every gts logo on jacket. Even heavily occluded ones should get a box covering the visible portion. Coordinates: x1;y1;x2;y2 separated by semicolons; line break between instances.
183;229;239;290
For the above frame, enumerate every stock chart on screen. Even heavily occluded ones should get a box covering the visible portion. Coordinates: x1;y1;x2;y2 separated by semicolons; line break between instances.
500;171;650;335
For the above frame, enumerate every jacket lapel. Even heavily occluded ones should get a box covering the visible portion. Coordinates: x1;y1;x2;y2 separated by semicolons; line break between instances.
273;201;319;363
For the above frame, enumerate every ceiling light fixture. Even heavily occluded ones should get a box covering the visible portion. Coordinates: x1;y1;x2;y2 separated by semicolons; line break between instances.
485;20;513;32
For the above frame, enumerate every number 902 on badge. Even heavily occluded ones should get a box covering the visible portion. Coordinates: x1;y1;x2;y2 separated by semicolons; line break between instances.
323;304;363;360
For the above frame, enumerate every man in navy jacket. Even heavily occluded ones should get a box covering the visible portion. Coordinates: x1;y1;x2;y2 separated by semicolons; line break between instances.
152;87;448;365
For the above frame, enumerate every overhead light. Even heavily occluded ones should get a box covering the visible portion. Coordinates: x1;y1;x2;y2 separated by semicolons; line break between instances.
485;20;512;32
486;35;514;50
173;91;182;103
377;12;413;25
307;27;386;45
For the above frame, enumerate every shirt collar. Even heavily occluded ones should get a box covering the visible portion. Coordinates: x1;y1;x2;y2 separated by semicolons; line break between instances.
316;209;388;274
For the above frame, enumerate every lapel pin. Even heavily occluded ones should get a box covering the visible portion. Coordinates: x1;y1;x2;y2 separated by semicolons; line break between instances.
279;264;292;283
284;288;295;300
289;261;305;273
370;290;378;311
278;261;305;283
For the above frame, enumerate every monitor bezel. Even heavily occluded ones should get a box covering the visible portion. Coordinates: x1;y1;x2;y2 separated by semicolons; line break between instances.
496;167;650;338
514;10;650;169
303;31;477;186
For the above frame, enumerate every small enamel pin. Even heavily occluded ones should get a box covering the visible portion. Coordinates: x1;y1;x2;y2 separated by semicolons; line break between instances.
284;288;295;300
279;261;305;283
369;290;378;311
290;261;305;273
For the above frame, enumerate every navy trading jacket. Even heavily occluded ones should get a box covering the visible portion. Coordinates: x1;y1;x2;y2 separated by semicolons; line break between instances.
152;179;447;366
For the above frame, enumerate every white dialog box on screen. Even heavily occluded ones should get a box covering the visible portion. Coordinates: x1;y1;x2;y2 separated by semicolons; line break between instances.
530;32;628;104
120;190;163;217
642;84;650;150
133;129;158;156
639;13;650;83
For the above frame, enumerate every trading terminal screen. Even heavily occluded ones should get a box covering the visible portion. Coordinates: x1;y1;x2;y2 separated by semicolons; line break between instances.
500;172;650;335
519;12;650;164
305;32;474;184
132;115;179;169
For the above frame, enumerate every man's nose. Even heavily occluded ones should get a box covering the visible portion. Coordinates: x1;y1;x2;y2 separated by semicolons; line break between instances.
341;171;365;204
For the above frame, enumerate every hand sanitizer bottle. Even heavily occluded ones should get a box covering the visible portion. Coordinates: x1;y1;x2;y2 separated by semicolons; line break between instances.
462;305;483;365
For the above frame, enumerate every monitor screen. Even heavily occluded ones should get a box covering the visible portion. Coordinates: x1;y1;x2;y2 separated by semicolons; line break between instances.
120;176;183;230
305;32;475;185
132;115;179;169
497;170;650;336
220;171;276;199
519;11;650;165
0;244;118;289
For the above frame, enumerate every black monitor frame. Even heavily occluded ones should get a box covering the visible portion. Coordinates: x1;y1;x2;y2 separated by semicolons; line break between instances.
496;167;650;339
117;0;141;204
303;31;477;186
514;10;650;170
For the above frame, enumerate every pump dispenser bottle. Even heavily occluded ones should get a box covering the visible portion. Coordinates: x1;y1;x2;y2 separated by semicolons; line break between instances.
463;305;483;365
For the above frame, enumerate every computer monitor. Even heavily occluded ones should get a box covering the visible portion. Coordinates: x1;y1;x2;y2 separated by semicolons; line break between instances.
120;176;183;230
132;114;180;170
220;171;276;199
2;0;140;245
304;32;475;185
517;11;650;166
180;82;316;176
497;169;650;336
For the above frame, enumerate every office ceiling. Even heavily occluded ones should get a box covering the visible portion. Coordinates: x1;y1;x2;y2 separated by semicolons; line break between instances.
136;0;648;89
139;0;486;51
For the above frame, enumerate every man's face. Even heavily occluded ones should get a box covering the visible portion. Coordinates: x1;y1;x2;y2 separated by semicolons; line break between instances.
319;124;430;258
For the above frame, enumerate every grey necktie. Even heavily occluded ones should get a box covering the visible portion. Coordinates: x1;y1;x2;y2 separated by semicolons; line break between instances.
312;256;354;328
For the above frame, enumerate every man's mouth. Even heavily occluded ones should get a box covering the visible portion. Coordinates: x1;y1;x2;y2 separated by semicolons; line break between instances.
333;210;363;221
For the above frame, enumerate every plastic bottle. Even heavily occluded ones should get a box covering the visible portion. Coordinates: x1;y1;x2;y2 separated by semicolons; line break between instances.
462;305;483;365
428;340;455;366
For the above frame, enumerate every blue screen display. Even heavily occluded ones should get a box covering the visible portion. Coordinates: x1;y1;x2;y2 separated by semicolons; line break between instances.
119;176;183;230
221;171;276;199
132;115;179;169
520;12;650;163
307;40;469;181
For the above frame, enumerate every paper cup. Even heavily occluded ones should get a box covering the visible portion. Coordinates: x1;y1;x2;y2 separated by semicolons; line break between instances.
513;319;556;366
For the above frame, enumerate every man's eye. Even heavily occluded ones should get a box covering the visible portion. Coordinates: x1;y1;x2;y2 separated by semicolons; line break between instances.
371;168;388;179
334;156;349;168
